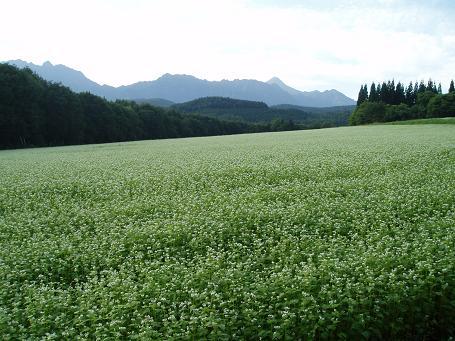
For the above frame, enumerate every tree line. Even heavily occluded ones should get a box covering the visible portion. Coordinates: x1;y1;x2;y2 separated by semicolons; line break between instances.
350;79;455;125
0;64;302;149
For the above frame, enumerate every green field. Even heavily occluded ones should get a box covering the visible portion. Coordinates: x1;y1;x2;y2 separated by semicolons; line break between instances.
1;125;454;339
384;117;455;125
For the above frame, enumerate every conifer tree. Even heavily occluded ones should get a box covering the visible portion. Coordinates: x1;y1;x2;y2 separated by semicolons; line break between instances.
449;80;455;93
405;82;414;105
369;82;378;102
380;82;388;103
395;82;405;104
418;81;426;93
356;84;368;106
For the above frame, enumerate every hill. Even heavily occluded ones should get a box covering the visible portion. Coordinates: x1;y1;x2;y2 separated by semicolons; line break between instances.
6;60;355;107
132;98;175;107
173;96;353;127
272;103;356;114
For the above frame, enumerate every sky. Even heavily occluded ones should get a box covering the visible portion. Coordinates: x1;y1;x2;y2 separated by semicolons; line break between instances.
1;0;454;98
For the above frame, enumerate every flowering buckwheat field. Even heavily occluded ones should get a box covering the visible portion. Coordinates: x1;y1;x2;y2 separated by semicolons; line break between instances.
0;125;454;339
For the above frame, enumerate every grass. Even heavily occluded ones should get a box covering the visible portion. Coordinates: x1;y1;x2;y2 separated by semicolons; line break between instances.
384;117;455;125
0;125;454;339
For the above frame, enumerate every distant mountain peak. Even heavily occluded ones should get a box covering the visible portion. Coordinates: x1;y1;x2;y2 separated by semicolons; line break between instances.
158;73;198;81
267;77;301;96
4;60;355;107
267;77;286;86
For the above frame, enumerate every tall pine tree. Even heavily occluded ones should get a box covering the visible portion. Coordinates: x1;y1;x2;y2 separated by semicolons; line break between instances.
449;80;455;93
369;82;378;102
418;81;426;93
356;84;368;106
395;82;405;104
405;82;415;105
380;82;388;103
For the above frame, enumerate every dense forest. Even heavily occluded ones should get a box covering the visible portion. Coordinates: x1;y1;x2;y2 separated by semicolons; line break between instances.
0;64;353;149
350;79;455;125
173;97;353;128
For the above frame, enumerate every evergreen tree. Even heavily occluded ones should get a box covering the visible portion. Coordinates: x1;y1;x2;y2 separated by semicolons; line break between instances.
386;80;395;104
449;80;455;93
427;79;435;93
437;83;442;94
395;82;406;105
369;82;378;102
418;81;426;93
380;82;388;103
356;84;368;106
405;82;415;105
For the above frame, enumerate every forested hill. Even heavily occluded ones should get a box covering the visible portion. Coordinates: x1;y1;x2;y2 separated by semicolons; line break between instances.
173;96;353;127
272;104;356;114
0;64;256;149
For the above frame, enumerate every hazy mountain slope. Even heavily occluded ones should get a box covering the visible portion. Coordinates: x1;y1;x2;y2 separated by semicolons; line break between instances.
6;60;117;98
267;77;356;107
6;60;355;107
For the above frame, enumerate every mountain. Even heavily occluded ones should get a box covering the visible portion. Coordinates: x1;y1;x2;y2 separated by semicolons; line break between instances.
6;59;117;97
5;60;355;107
267;77;355;107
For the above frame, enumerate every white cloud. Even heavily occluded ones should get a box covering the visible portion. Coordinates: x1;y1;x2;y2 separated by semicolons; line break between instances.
1;0;454;98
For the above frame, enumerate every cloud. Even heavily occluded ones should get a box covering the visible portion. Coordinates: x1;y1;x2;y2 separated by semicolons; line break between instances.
1;0;454;98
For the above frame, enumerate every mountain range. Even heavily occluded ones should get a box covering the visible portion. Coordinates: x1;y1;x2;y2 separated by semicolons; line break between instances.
6;60;355;107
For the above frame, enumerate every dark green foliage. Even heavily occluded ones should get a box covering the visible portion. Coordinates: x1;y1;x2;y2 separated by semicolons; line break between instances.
427;93;455;118
356;84;368;106
349;101;386;125
449;80;455;93
351;78;454;125
418;80;427;94
385;103;412;122
394;82;405;105
405;82;416;105
369;82;379;102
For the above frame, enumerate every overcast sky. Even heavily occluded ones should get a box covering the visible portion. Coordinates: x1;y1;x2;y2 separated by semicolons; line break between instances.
1;0;454;98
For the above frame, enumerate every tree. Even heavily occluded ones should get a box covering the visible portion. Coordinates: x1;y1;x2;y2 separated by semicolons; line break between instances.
395;82;406;105
385;103;411;122
418;81;426;93
380;82;388;103
349;101;386;125
405;82;415;105
356;84;368;106
427;79;436;93
369;82;379;102
427;93;455;117
416;91;437;117
449;80;455;93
